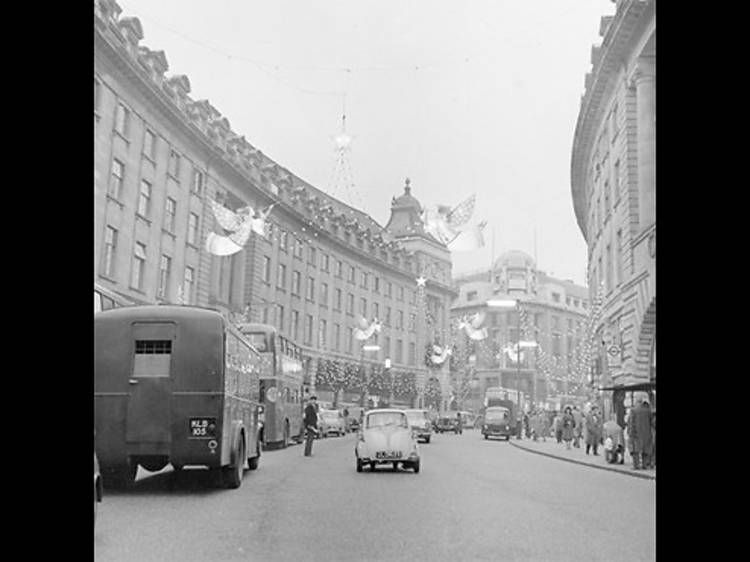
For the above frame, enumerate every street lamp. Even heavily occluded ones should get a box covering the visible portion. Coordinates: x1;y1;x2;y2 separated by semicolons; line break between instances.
487;298;538;437
359;343;380;407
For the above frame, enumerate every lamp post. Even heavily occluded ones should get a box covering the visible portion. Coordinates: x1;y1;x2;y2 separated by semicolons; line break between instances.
487;299;538;438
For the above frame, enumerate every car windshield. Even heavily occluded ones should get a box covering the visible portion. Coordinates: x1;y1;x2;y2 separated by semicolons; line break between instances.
366;412;409;429
485;409;509;421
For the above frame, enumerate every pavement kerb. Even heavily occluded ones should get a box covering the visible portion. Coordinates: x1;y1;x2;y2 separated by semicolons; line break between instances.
508;440;656;481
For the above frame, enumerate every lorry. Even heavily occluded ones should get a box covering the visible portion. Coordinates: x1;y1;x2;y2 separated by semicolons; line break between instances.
481;387;525;436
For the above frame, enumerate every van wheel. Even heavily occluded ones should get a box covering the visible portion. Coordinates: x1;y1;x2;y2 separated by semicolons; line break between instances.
103;463;137;489
248;439;261;470
484;434;488;440
413;460;420;474
425;436;431;444
356;458;363;473
223;437;245;489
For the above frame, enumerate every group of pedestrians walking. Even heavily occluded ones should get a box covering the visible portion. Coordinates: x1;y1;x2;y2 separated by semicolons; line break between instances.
525;395;655;471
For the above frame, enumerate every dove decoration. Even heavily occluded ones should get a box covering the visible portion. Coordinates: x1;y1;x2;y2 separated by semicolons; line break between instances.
422;194;476;246
448;220;488;252
458;311;488;341
504;343;526;364
430;344;452;366
206;200;276;256
354;316;382;341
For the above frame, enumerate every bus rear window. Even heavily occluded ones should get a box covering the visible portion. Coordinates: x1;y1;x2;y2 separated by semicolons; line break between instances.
133;340;172;377
245;333;269;352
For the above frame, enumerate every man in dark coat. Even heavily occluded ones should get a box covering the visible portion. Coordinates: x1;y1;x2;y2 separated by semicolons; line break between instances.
304;396;319;457
627;396;654;469
585;406;603;455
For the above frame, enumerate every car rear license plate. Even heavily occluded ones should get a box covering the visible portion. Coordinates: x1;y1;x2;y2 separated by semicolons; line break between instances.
189;417;217;438
376;451;402;460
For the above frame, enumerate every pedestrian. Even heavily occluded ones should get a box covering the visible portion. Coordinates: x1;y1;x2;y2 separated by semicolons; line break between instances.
343;407;349;432
572;406;583;448
627;394;654;470
304;395;319;457
553;411;563;444
524;412;530;438
603;412;625;464
561;406;576;449
456;412;463;434
541;410;550;442
585;405;603;455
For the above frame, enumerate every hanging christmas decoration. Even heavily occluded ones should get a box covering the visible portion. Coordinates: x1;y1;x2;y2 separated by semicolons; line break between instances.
206;199;276;256
421;193;476;246
353;315;382;341
458;311;488;341
424;342;452;368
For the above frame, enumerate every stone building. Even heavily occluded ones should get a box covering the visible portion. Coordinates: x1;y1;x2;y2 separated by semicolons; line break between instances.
570;0;655;416
93;0;454;407
451;251;589;412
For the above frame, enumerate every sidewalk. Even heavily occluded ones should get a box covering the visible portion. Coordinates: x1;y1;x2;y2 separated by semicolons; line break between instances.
509;436;656;480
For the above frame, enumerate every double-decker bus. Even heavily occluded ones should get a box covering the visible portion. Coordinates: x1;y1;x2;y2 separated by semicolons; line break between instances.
238;323;304;449
95;306;262;489
94;282;132;313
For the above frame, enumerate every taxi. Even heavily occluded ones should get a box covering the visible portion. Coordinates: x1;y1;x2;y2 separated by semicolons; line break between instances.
355;409;420;473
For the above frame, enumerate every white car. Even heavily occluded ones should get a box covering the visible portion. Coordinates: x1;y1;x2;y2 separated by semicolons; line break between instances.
355;409;420;473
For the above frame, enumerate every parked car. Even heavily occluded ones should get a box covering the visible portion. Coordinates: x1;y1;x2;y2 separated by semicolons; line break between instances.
405;409;432;443
319;409;346;437
355;409;420;473
436;415;462;434
94;452;103;528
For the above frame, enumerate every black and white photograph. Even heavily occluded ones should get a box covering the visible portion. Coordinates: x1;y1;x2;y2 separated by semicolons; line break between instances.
94;1;656;560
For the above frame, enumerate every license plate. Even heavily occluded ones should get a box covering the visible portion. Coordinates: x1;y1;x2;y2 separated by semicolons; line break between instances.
375;451;402;460
189;417;217;438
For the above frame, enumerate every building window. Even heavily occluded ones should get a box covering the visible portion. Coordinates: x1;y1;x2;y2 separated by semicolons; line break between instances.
606;244;613;293
308;246;317;266
346;293;354;315
604;181;611;216
143;130;157;161
397;286;404;301
306;277;315;302
321;252;330;272
335;260;343;278
566;296;571;306
347;327;354;354
109;159;125;200
158;255;172;299
373;303;379;320
262;307;269;324
409;313;416;332
384;336;391;359
360;297;367;316
552;334;562;356
293;239;303;259
292;311;300;341
261;256;271;284
137;180;152;218
348;266;356;284
385;307;391;326
551;316;560;331
334;323;341;352
385;282;392;298
276;305;285;332
304;314;313;345
183;266;194;304
318;319;327;349
114;103;130;137
334;288;342;311
168;150;181;179
94;77;101;113
613;160;620;200
131;243;147;290
467;291;478;302
292;271;301;295
187;213;199;245
409;290;416;305
191;168;203;194
396;339;403;363
361;271;368;289
320;282;328;306
164;197;177;232
374;276;380;293
409;342;416;366
551;292;560;303
397;310;404;330
279;230;288;252
101;226;118;277
277;263;287;289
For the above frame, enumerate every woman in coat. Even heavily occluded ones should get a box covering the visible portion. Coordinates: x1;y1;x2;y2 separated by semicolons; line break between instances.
561;406;576;449
585;405;603;455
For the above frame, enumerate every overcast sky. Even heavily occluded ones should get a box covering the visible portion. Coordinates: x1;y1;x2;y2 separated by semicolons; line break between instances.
116;0;614;285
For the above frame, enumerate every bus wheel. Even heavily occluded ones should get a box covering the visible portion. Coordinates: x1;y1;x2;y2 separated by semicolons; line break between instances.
103;463;137;489
247;439;261;470
223;437;245;489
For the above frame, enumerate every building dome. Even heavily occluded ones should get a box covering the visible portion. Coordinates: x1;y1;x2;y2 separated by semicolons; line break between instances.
494;250;535;270
390;178;422;212
385;178;430;239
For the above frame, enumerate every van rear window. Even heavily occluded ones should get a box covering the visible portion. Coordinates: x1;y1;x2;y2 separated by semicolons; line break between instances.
133;340;172;377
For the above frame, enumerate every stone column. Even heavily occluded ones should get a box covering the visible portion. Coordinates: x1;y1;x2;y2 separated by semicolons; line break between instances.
633;56;656;230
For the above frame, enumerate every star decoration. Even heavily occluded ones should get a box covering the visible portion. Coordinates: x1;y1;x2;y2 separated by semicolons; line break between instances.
416;276;427;287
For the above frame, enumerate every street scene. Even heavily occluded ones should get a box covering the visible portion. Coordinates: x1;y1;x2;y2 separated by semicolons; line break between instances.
95;0;656;560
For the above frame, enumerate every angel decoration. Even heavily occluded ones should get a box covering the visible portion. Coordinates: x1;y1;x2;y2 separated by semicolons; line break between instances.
429;343;452;365
503;343;526;364
457;311;488;341
205;199;276;256
422;194;486;252
354;316;382;341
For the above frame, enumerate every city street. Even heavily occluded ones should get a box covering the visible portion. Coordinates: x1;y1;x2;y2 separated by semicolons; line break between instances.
95;431;655;562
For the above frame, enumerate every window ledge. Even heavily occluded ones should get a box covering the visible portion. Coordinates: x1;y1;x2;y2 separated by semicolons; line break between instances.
162;229;176;239
106;194;124;208
136;214;152;226
98;273;118;284
113;130;130;144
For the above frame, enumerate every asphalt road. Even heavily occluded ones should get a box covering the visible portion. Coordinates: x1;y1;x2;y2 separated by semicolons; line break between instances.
94;430;655;562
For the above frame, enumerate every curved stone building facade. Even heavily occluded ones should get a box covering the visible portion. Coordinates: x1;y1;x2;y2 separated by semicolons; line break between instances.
570;0;655;411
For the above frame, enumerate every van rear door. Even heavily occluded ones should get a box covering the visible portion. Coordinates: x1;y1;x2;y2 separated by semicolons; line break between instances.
126;323;176;444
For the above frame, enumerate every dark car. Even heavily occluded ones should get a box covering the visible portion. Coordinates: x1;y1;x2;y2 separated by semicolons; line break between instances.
94;452;103;528
435;416;462;434
481;406;513;440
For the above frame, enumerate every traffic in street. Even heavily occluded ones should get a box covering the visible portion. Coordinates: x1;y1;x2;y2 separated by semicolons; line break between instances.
94;430;655;562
